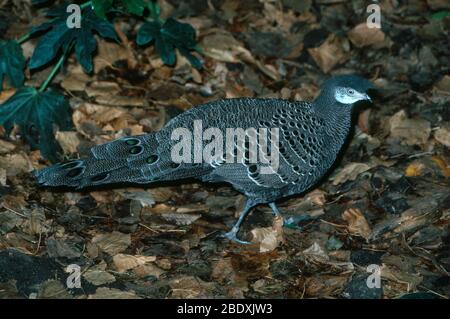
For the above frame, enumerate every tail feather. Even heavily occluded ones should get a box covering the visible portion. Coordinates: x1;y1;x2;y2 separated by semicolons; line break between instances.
34;134;211;189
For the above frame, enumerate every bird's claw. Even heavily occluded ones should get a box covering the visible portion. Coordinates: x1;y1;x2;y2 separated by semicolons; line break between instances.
221;230;252;245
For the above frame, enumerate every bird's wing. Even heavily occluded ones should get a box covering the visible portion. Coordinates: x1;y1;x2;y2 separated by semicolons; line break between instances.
35;97;327;190
158;98;329;193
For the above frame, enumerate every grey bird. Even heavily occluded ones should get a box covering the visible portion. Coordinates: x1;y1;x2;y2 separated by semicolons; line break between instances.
35;75;373;244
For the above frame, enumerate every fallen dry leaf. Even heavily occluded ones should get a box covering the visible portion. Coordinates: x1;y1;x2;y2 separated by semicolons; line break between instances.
303;242;329;263
405;161;426;177
88;287;141;299
83;269;116;286
251;215;284;252
92;231;131;255
169;276;217;298
307;34;349;73
342;208;372;240
348;23;386;48
389;110;431;145
55;131;81;154
434;126;450;147
0;153;34;177
133;263;165;278
332;162;372;185
431;155;450;177
113;253;157;273
305;275;349;297
433;75;450;94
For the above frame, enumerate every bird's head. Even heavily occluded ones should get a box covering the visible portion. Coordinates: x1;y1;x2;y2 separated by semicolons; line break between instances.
320;74;374;106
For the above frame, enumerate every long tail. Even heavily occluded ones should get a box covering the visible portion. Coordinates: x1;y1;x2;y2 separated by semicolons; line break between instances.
34;133;207;189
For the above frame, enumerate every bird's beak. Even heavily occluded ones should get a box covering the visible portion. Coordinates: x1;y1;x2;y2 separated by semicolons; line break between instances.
364;93;372;103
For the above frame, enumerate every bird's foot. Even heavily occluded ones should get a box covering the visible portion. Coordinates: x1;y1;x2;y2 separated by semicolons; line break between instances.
221;229;252;245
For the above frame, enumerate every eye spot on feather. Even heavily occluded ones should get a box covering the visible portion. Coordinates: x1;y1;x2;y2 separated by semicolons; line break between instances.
170;162;180;169
129;145;144;155
125;138;140;146
60;160;82;169
146;155;159;164
91;173;109;182
248;164;258;174
66;167;84;178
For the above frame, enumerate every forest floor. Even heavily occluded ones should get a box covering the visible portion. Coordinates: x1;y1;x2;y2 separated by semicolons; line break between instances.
0;0;449;299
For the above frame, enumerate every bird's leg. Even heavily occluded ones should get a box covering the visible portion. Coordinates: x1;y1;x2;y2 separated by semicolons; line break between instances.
269;202;282;217
222;200;255;245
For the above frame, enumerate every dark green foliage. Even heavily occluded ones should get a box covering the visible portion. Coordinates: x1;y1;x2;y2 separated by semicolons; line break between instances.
29;6;118;73
137;18;202;69
92;0;113;19
431;11;450;20
118;0;148;16
0;40;26;92
92;0;149;18
0;0;202;162
0;87;73;162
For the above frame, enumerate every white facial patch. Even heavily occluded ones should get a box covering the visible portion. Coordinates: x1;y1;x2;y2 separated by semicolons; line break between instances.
334;87;369;104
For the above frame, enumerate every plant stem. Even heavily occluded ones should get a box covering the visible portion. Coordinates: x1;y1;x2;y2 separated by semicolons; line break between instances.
80;1;92;10
17;33;30;44
149;1;160;21
39;53;67;93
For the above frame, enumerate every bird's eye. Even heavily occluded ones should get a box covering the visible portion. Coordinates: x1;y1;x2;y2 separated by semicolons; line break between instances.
348;89;355;95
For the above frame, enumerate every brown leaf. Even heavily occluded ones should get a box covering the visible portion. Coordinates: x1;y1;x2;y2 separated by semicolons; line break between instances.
251;215;284;252
92;231;131;255
55;131;81;154
389;110;431;145
60;65;90;92
113;253;157;273
433;75;450;95
405;162;426;177
37;280;72;299
342;208;372;240
0;153;34;177
434;126;450;147
305;275;349;297
431;155;450;177
0;139;16;154
133;263;165;278
88;287;141;299
332;162;372;186
169;276;217;298
83;269;116;286
93;39;130;73
307;34;349;73
348;23;386;48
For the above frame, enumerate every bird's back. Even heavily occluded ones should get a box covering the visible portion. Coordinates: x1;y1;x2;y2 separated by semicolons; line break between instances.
35;97;353;203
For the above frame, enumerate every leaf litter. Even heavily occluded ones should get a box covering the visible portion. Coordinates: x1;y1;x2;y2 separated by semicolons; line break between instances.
0;0;449;299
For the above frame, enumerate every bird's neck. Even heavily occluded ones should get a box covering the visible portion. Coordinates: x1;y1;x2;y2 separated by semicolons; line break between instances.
314;94;354;145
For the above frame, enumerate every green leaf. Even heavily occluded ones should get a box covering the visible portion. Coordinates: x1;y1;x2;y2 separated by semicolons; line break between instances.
29;6;118;73
92;0;113;19
431;11;450;20
136;21;160;45
0;87;73;162
119;0;147;16
0;40;26;92
137;18;202;69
